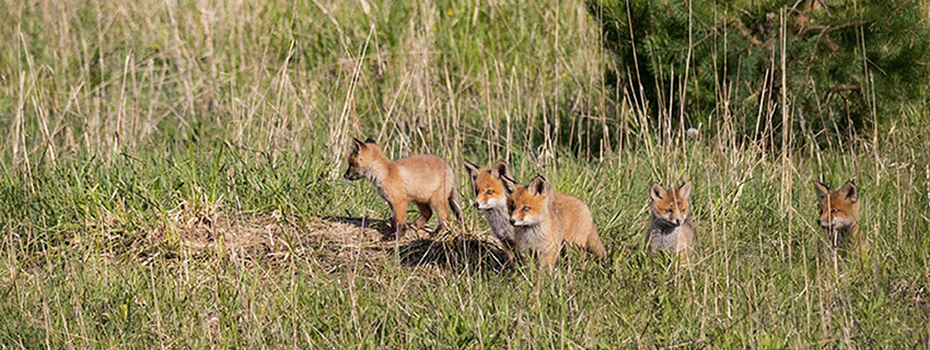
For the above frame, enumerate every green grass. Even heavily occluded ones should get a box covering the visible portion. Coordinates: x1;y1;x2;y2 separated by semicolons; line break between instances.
2;0;930;348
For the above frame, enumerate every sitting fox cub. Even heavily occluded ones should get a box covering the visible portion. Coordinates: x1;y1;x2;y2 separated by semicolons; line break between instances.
343;138;462;237
814;181;866;251
648;182;696;259
463;161;517;251
507;176;607;269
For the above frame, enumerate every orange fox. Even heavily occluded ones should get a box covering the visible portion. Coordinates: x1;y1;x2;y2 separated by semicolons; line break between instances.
507;175;607;269
343;138;462;238
814;180;865;251
463;161;517;250
648;182;696;259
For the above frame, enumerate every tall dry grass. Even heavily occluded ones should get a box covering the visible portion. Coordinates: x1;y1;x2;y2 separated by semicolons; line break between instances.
1;0;928;348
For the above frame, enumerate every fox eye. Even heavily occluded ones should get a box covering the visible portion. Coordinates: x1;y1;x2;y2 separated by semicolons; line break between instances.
522;206;530;212
830;209;838;214
665;209;673;213
486;190;494;195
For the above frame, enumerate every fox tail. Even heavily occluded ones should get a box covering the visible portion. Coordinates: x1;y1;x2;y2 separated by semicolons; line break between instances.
449;187;463;221
587;233;607;260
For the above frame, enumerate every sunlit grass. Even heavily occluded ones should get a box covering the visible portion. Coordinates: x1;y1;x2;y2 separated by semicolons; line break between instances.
1;0;928;348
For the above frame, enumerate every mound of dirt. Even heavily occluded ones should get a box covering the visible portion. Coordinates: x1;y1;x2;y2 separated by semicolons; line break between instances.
146;209;514;274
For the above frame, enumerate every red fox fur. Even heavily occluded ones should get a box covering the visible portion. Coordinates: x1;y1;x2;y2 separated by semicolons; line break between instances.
648;182;696;259
814;180;866;252
344;138;462;238
464;161;517;251
507;175;607;269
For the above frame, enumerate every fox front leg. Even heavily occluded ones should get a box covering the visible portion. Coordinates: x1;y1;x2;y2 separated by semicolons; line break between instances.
390;198;409;238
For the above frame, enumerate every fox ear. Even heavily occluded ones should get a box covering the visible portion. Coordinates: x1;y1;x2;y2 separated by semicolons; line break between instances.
364;137;377;144
352;138;366;150
491;162;509;179
839;181;857;202
529;175;548;196
814;181;831;198
650;183;664;201
463;160;479;180
501;175;517;194
678;181;692;199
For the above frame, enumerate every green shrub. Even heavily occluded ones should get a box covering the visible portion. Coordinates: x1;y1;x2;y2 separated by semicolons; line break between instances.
589;0;930;142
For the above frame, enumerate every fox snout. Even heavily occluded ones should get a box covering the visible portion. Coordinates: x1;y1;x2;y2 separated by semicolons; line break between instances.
819;212;854;230
474;201;496;211
473;200;491;210
343;170;361;181
509;216;533;226
819;214;834;229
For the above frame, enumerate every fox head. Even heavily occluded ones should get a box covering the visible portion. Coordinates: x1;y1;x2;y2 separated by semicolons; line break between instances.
650;182;692;226
343;137;381;181
508;175;550;227
814;181;859;231
464;161;516;211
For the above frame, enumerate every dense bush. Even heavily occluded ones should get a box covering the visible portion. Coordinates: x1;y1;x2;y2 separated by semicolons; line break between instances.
589;0;930;141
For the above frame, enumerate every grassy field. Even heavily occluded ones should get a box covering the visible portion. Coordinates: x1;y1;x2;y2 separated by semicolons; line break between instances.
2;0;929;348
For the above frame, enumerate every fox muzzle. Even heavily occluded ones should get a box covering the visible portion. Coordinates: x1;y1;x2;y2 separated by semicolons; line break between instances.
343;171;361;181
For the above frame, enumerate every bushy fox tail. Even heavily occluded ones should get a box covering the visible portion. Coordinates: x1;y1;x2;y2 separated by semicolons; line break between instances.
449;188;463;221
586;233;607;259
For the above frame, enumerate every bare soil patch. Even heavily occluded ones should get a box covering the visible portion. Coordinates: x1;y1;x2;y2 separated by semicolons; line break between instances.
144;208;513;274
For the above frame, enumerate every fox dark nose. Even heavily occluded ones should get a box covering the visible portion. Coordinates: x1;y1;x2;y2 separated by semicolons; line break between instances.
509;219;516;225
473;202;479;209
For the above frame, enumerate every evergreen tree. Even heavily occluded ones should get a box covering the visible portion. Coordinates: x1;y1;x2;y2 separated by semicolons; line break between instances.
589;0;930;142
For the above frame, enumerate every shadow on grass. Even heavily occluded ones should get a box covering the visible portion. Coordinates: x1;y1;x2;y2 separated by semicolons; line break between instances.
397;236;515;274
318;216;514;274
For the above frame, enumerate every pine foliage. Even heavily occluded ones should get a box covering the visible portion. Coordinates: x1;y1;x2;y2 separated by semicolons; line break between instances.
589;0;930;140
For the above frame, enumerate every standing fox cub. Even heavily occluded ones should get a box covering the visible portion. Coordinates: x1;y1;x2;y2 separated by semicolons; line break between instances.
507;176;607;269
814;181;866;251
463;161;517;251
343;138;463;238
648;182;696;259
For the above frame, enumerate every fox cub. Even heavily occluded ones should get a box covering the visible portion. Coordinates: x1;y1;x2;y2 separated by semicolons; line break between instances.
648;182;696;259
814;181;866;251
463;161;517;250
507;176;607;269
343;138;463;237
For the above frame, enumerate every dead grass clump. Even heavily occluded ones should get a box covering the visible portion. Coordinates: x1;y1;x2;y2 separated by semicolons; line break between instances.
147;208;291;265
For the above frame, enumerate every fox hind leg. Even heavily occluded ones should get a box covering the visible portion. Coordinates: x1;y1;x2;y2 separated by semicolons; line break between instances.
413;203;433;230
430;196;451;236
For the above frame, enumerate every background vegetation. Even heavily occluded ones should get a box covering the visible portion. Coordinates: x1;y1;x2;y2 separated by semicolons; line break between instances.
591;0;930;143
1;0;928;348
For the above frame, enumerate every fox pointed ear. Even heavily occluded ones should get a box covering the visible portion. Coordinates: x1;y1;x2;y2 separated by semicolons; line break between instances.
529;175;548;196
463;160;479;180
678;181;692;199
364;137;376;144
491;161;510;179
839;181;857;202
814;181;831;199
352;138;366;150
650;183;664;201
501;175;517;194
